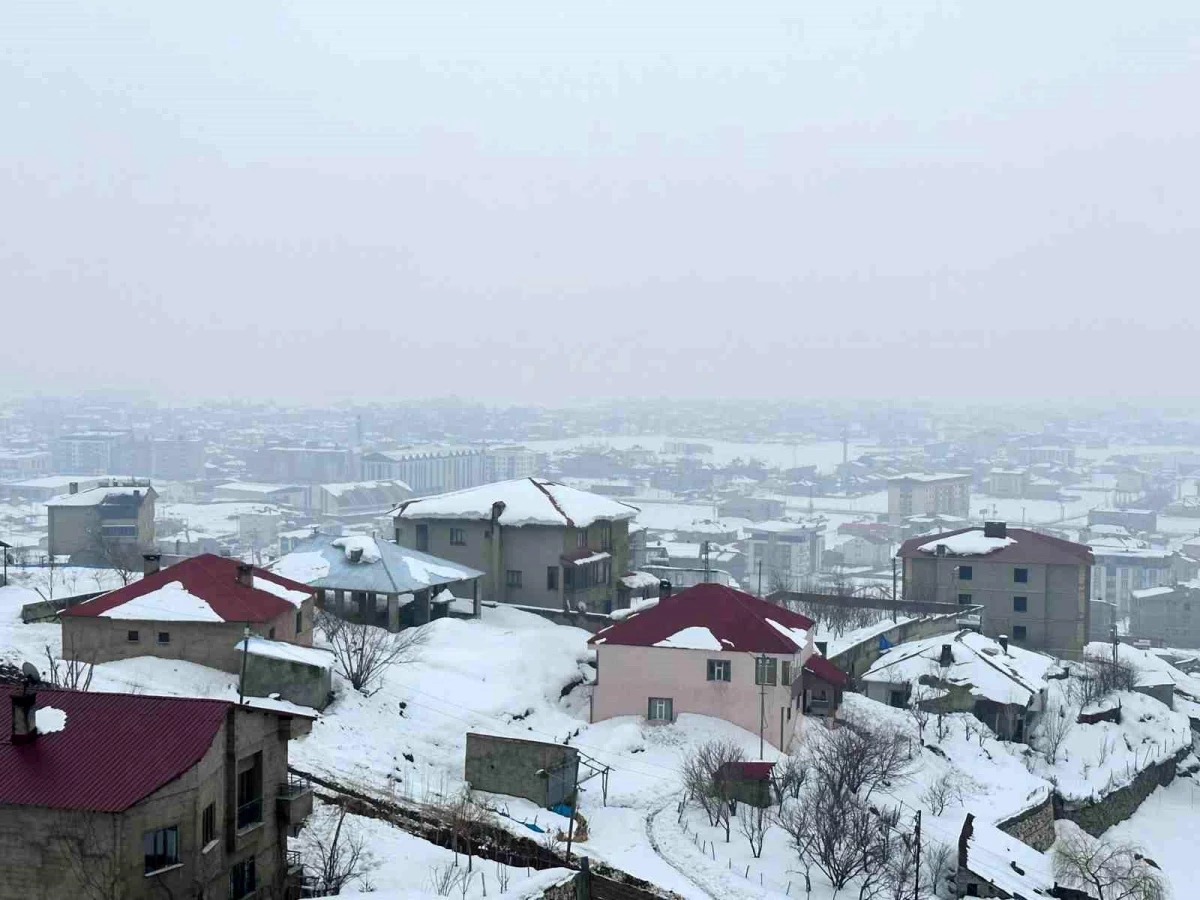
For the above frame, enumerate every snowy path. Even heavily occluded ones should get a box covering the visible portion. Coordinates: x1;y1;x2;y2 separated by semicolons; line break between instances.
644;802;718;900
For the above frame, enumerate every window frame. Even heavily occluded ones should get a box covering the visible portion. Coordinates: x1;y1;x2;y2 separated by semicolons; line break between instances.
415;523;429;552
754;657;778;686
706;659;731;682
576;529;589;549
157;631;170;645
1012;624;1028;642
505;569;523;589
449;527;467;546
1014;567;1029;584
958;565;973;581
127;629;140;643
546;566;559;591
1013;596;1028;613
235;753;264;831
229;856;257;900
957;593;973;606
202;802;216;848
647;697;674;722
295;609;303;633
142;825;180;874
781;660;793;686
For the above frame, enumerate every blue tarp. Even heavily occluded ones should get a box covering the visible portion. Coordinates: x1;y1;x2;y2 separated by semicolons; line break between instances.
878;635;893;650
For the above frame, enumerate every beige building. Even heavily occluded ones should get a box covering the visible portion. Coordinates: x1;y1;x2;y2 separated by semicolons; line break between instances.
393;478;638;613
0;685;311;900
898;522;1093;658
46;481;157;562
887;472;971;525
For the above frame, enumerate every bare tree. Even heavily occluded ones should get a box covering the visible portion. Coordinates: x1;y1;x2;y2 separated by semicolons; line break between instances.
1034;698;1076;763
321;615;428;693
907;682;933;743
1054;831;1168;900
45;640;94;692
802;719;912;803
438;787;492;870
681;738;745;837
300;805;371;895
50;813;126;900
771;754;808;802
737;804;770;858
922;840;955;899
920;770;972;816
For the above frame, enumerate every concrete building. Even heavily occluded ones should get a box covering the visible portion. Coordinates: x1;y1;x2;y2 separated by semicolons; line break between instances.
1087;507;1157;533
0;449;51;479
272;533;483;629
838;533;893;569
717;496;786;521
361;447;486;495
484;446;540;482
51;431;134;475
743;521;825;593
255;445;359;484
215;481;307;508
1089;545;1178;615
393;478;638;613
0;685;310;900
463;734;580;809
898;523;1093;658
887;473;971;525
587;582;834;752
61;554;315;677
46;481;157;562
1130;583;1200;648
985;468;1029;499
310;480;412;521
2;475;105;503
147;437;207;481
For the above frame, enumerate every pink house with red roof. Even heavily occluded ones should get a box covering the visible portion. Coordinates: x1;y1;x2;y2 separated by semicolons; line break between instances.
60;553;316;676
588;583;839;751
0;684;310;900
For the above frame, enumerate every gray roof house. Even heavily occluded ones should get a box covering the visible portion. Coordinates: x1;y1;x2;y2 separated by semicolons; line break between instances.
271;533;484;630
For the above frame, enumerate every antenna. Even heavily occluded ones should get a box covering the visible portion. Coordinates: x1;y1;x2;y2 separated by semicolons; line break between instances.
21;661;41;686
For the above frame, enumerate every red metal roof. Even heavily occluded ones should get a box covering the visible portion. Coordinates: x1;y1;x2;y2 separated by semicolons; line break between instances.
590;583;815;654
896;527;1093;566
719;761;775;781
803;654;849;686
61;554;311;623
0;688;230;811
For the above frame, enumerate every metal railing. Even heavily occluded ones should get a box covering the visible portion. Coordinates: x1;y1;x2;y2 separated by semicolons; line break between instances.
236;797;263;830
278;776;311;799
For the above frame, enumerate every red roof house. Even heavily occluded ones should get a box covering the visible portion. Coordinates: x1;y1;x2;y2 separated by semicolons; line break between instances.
60;554;315;676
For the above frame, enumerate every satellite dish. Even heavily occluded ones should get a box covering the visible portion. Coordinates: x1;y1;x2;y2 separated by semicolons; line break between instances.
21;662;41;685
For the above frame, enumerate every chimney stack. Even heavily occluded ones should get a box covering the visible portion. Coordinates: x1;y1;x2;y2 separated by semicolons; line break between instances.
143;553;162;576
983;521;1007;539
349;547;364;563
939;644;953;667
236;562;254;588
998;634;1009;654
659;579;673;599
936;543;947;558
68;482;78;495
11;692;37;744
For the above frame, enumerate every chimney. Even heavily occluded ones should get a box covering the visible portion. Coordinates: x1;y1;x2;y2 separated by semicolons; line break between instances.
939;644;953;667
983;521;1007;539
936;543;947;558
68;482;78;495
815;640;828;656
998;634;1009;654
659;579;673;599
143;553;162;576
236;562;254;588
11;692;37;744
349;547;364;563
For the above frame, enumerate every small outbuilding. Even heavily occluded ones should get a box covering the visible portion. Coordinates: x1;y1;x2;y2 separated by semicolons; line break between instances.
464;733;580;809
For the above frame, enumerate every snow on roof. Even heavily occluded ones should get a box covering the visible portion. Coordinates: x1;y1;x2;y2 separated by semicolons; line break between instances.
320;479;412;497
331;535;383;564
862;630;1058;706
959;813;1055;897
887;472;969;483
620;571;661;590
764;617;809;649
46;485;153;507
95;580;225;622
395;478;638;528
918;531;1016;556
235;636;334;670
565;550;611;566
653;626;723;651
900;527;1092;565
271;534;482;595
215;481;300;494
271;551;330;584
1131;585;1174;600
252;576;308;608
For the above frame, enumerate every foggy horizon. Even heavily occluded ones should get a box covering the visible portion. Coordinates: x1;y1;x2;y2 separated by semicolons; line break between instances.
4;2;1199;405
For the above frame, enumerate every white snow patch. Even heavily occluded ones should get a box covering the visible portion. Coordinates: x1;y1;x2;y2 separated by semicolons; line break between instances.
38;706;67;734
332;536;382;564
653;626;723;651
402;556;473;583
271;551;330;584
235;636;334;670
764;618;808;650
97;581;224;622
918;532;1017;556
253;576;309;607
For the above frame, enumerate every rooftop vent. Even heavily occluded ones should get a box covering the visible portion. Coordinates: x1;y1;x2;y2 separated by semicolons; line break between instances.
236;562;253;588
939;644;953;667
999;634;1009;654
983;521;1008;539
143;553;162;576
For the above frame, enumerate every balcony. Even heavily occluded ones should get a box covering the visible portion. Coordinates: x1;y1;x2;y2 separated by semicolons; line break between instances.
236;797;263;831
277;776;313;827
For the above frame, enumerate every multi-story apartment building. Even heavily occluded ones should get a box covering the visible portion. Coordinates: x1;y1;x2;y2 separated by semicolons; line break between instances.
484;446;539;482
1089;545;1185;615
255;445;359;484
52;431;134;475
743;521;825;593
0;449;51;479
1130;583;1200;648
887;473;971;525
393;478;638;613
362;447;486;495
898;522;1093;658
0;685;311;900
46;481;157;561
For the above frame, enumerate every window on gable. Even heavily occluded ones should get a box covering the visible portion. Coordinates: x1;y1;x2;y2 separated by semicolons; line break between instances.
295;610;303;633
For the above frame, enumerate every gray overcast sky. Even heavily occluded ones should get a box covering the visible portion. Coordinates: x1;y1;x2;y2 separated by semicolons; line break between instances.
2;2;1198;405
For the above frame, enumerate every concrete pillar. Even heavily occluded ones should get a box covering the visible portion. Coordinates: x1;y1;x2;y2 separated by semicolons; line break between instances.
472;579;480;619
416;589;431;625
334;589;345;615
356;592;369;621
387;593;400;632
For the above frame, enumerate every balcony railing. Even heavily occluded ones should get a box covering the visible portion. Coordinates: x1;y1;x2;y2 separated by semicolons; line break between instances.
236;797;263;830
278;776;311;799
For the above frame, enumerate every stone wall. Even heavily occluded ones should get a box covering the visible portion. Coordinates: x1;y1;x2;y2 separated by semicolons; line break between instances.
1054;747;1191;837
995;794;1055;851
830;611;964;680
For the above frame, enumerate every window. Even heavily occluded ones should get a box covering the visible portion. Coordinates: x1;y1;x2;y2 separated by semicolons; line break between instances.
1014;567;1029;584
781;660;794;686
415;524;429;552
967;885;980;897
958;593;973;606
1106;564;1117;577
143;825;179;873
229;857;257;900
268;627;276;640
450;527;466;546
598;520;613;552
1013;596;1027;613
157;631;170;645
236;753;263;830
1012;625;1027;642
577;529;589;549
958;565;973;581
889;690;906;709
754;657;778;686
127;630;140;643
547;566;559;591
647;697;673;721
202;803;216;847
295;609;303;633
505;570;523;589
707;660;731;682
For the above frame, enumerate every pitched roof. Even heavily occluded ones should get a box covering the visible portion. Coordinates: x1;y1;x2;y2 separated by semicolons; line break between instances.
897;527;1092;566
589;583;814;654
46;485;156;508
394;478;638;528
0;687;229;812
271;534;482;595
61;554;311;623
803;653;850;686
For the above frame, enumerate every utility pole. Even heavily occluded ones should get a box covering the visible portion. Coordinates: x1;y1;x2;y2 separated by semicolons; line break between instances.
892;556;899;622
913;809;921;900
757;560;763;596
757;653;768;758
1111;622;1119;669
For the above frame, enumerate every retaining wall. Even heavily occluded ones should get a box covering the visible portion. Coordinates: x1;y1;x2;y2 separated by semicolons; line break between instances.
995;795;1056;852
1053;747;1191;836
